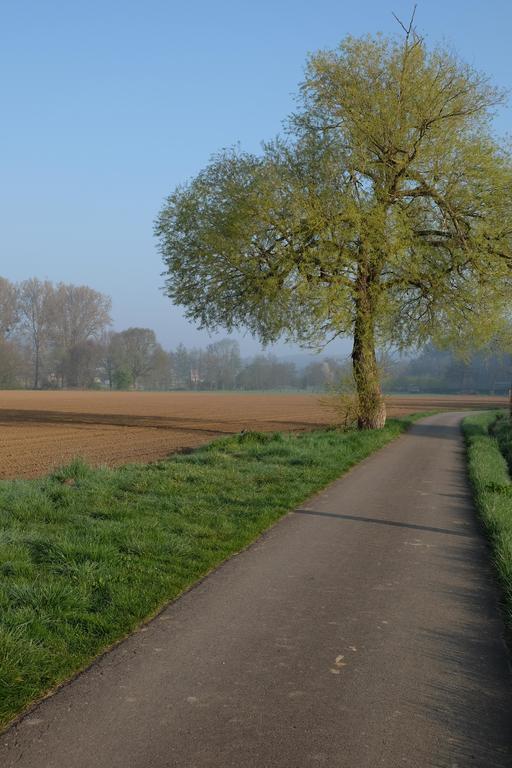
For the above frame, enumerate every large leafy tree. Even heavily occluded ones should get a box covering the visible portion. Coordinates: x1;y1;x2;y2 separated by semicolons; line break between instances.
156;26;512;428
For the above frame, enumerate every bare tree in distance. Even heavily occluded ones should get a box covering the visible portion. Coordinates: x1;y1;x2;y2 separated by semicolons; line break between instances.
204;339;241;389
53;283;112;349
18;278;55;389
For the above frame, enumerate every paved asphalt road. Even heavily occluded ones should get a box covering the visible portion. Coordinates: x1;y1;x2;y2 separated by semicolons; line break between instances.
1;412;511;767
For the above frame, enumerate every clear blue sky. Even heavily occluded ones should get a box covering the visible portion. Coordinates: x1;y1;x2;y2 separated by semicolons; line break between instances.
1;0;510;355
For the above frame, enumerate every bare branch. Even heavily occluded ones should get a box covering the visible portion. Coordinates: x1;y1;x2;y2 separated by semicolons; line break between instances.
392;4;418;41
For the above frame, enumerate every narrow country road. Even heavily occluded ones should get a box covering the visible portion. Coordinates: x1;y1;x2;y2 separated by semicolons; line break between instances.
1;412;511;767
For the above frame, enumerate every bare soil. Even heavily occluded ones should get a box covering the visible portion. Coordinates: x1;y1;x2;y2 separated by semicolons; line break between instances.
0;390;506;479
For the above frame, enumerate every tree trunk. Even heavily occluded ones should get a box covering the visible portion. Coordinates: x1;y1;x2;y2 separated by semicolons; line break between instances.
351;284;386;430
34;343;40;389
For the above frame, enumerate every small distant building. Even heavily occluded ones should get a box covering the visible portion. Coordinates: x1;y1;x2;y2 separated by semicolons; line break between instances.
190;369;201;387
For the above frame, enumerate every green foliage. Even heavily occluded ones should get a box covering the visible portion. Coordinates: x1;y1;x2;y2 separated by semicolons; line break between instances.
0;418;417;728
109;328;161;388
494;413;512;471
156;29;512;425
112;367;132;390
463;412;512;631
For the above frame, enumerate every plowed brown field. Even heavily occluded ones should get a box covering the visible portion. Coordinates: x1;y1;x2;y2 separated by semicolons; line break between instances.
0;390;506;479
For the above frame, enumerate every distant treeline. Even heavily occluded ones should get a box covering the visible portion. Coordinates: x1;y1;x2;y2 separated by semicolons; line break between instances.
1;277;510;393
385;345;512;395
0;276;346;391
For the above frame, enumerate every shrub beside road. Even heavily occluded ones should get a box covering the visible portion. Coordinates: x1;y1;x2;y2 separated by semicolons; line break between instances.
463;412;512;632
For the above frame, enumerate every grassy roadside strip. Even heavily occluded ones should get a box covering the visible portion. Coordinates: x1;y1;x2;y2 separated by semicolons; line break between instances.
0;413;428;729
462;411;512;632
494;413;512;470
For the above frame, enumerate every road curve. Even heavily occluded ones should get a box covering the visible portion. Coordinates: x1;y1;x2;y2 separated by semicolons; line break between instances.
1;412;511;767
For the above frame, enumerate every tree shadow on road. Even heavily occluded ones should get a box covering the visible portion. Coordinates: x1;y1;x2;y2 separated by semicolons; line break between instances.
409;421;465;441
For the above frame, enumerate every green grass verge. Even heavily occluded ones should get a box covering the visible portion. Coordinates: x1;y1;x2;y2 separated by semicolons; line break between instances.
0;415;423;729
462;411;512;632
494;413;512;472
